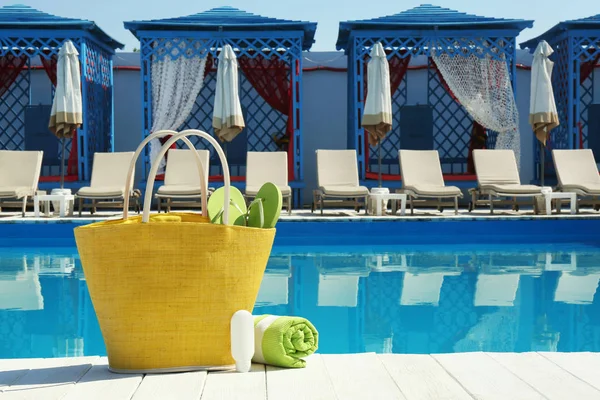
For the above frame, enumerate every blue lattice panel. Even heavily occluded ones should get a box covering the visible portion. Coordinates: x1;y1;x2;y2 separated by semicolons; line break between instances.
83;82;112;179
0;71;29;150
84;42;111;88
549;37;572;152
355;36;515;61
572;36;600;61
145;37;300;63
0;36;78;58
367;81;407;175
580;74;594;148
427;62;472;174
80;40;114;179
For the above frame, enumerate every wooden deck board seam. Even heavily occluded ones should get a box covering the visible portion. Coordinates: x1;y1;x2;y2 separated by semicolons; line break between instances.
535;352;600;394
429;354;478;400
481;353;551;400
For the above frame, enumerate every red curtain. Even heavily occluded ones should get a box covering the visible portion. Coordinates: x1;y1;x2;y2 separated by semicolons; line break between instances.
40;53;58;86
238;53;295;181
362;52;411;172
580;53;600;84
0;54;28;98
40;54;79;177
431;59;486;174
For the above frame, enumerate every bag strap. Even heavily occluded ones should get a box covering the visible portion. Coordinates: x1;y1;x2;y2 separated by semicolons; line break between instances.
122;130;209;221
142;129;231;224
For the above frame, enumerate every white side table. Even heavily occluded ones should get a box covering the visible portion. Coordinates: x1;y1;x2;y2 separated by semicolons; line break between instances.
544;192;576;215
34;194;75;217
369;193;407;216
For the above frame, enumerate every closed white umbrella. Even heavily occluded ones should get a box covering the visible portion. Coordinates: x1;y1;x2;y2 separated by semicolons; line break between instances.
529;40;559;186
213;44;245;142
362;42;392;187
49;40;82;189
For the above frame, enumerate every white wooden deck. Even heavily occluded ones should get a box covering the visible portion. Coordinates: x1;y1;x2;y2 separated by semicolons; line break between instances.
1;352;599;399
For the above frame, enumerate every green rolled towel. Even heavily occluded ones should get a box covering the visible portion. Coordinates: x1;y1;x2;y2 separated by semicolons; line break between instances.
252;315;318;368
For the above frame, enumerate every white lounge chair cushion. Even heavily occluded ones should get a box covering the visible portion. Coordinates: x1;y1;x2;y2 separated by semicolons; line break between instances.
320;185;369;196
399;150;446;188
0;150;43;196
405;184;462;197
246;185;292;197
561;183;600;195
552;149;600;190
316;150;360;187
77;187;125;198
0;186;32;198
481;184;542;195
473;150;521;186
156;185;203;196
90;152;135;189
164;149;210;188
246;152;288;191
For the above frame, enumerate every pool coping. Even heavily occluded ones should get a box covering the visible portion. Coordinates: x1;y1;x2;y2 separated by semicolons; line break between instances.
1;208;600;224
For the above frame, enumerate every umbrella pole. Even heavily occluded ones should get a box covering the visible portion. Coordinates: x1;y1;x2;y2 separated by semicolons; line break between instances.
540;141;545;187
378;143;382;188
60;137;66;189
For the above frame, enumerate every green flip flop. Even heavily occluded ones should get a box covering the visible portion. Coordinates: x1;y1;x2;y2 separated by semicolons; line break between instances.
247;182;283;229
207;186;247;226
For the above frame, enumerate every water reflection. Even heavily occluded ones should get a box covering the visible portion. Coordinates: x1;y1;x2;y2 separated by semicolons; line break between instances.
0;245;599;358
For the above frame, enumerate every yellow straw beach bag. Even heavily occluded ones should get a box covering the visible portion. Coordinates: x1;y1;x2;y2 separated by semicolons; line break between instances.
75;130;276;373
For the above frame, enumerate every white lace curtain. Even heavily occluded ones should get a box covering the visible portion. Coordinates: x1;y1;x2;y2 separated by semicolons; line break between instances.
432;47;521;168
150;50;208;171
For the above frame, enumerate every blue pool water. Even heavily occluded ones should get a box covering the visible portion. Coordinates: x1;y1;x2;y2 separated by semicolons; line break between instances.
1;241;599;358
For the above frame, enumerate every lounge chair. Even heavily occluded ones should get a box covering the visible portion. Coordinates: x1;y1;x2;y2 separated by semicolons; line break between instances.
76;152;138;216
398;150;463;215
471;149;542;213
313;149;369;215
0;150;43;217
552;149;600;211
155;149;210;212
245;151;292;215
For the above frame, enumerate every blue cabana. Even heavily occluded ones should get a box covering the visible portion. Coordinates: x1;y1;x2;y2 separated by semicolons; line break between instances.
521;15;600;181
124;7;316;206
336;4;532;186
0;4;122;183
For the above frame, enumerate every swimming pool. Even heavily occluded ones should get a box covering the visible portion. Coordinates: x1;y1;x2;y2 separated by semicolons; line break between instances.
0;220;599;358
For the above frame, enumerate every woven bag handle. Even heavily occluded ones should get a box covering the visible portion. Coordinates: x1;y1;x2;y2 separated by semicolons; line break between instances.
122;130;208;220
143;129;231;224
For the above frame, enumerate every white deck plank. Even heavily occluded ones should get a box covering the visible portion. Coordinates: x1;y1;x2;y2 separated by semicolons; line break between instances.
1;356;98;400
321;353;405;400
200;364;265;400
379;354;473;400
131;371;207;400
62;358;143;400
433;352;545;400
489;352;600;400
265;354;337;400
540;352;600;391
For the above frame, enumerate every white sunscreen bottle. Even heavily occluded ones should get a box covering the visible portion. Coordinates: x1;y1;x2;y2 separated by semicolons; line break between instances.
231;310;255;373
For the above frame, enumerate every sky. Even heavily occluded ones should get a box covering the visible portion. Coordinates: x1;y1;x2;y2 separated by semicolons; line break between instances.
17;0;599;52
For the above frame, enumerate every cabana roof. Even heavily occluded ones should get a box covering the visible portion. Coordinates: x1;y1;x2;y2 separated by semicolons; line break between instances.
124;6;317;50
337;4;533;50
520;14;600;51
0;4;123;50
